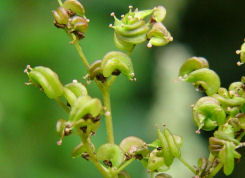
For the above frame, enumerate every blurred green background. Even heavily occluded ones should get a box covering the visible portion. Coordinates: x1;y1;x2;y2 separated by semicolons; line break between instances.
0;0;244;177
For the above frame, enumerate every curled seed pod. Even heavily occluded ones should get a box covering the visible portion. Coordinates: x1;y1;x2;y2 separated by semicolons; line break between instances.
214;124;239;144
96;143;124;168
179;57;209;77
88;60;106;82
63;0;85;17
63;80;87;106
147;149;170;172
226;107;239;117
235;113;245;129
218;88;229;98
228;82;245;97
27;66;63;99
72;142;95;159
69;96;102;122
212;94;245;106
111;7;153;53
152;6;166;22
236;40;245;66
53;7;69;27
120;136;149;159
101;51;135;80
184;68;220;96
56;119;72;145
118;170;131;178
219;142;235;176
68;16;88;39
147;22;173;47
193;97;226;132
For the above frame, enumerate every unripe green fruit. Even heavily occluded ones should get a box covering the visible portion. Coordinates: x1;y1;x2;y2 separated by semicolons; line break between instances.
147;149;169;172
96;143;124;168
63;0;85;16
152;6;166;22
179;56;209;77
53;7;69;25
28;66;63;99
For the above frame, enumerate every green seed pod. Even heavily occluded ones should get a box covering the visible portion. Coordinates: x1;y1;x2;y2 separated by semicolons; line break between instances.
147;22;173;47
235;113;245;129
193;97;226;132
219;142;235;176
68;16;88;39
56;119;72;145
179;57;209;77
110;7;154;53
212;94;245;107
120;136;149;158
69;96;102;122
155;173;172;178
152;6;167;22
218;88;229;98
27;66;63;99
164;128;181;158
214;124;239;144
53;7;69;26
157;128;174;166
118;170;131;178
88;60;106;82
184;68;220;96
228;82;245;97
147;149;169;172
63;80;87;106
148;139;162;148
101;51;135;80
63;0;85;17
236;40;245;66
96;143;124;168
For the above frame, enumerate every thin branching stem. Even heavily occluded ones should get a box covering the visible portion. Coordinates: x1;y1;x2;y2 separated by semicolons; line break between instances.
55;97;70;113
178;157;196;174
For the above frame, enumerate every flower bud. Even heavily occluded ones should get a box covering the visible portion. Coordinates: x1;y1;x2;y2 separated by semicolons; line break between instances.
63;0;85;17
96;143;124;168
27;66;64;99
53;7;69;27
179;57;209;77
147;22;173;47
101;51;135;81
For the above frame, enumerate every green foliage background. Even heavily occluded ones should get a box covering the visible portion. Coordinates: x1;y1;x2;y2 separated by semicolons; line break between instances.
0;0;244;177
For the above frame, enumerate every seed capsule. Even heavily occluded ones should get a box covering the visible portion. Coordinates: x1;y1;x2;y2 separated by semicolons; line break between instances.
96;143;124;168
101;51;135;80
184;68;220;96
53;7;69;26
63;81;87;106
179;57;209;77
152;6;167;22
63;0;85;17
69;96;102;122
88;60;106;82
147;149;170;172
147;22;173;47
192;97;226;132
27;66;63;99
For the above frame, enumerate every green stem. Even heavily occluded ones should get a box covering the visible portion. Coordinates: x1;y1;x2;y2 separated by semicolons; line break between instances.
58;0;63;6
178;157;196;174
151;172;155;178
207;162;223;178
79;132;109;178
55;97;70;113
73;39;90;69
101;83;114;144
108;76;117;88
115;158;135;174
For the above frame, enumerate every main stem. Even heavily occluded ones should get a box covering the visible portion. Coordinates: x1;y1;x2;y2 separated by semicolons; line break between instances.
101;83;114;144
